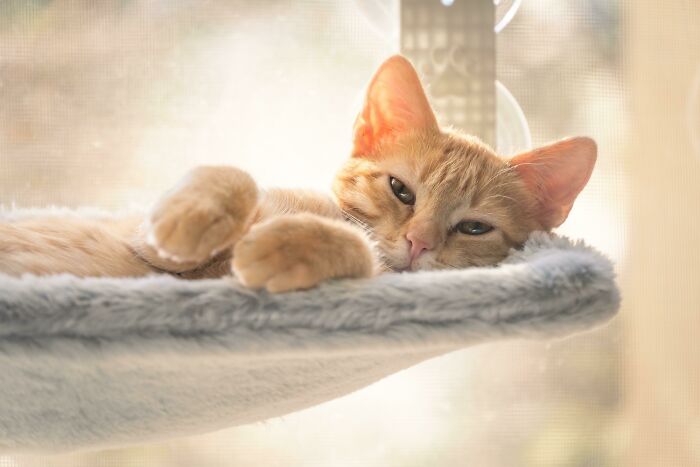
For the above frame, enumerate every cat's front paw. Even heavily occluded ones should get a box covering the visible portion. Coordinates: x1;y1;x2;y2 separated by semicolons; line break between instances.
232;213;374;293
147;167;258;264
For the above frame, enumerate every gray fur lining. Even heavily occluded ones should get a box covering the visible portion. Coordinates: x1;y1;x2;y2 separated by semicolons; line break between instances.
0;231;619;453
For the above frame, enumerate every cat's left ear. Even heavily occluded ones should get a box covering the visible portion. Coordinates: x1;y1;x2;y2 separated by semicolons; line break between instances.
352;55;438;157
510;137;597;229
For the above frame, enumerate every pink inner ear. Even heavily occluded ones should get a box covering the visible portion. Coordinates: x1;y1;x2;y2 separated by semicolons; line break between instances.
352;56;438;157
511;137;597;229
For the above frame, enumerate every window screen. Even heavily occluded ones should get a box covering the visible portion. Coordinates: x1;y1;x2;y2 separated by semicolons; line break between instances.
2;1;699;466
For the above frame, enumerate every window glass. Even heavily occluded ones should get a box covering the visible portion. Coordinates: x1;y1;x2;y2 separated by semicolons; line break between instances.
3;1;699;466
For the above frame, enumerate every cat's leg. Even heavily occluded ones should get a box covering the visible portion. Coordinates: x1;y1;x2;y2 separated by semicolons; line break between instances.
135;166;259;273
232;212;377;293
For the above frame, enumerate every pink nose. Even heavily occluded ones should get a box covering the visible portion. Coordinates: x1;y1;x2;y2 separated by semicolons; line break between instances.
406;231;431;262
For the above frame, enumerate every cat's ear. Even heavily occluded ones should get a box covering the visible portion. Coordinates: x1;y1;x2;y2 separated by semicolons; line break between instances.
352;55;438;157
510;137;597;229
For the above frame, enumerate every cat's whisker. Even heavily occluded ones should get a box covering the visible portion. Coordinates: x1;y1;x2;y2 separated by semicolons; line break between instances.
480;194;518;204
487;177;521;190
341;209;374;234
508;161;549;168
482;165;516;188
340;209;399;273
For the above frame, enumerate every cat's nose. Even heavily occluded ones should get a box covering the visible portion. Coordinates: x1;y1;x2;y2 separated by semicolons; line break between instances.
406;231;432;262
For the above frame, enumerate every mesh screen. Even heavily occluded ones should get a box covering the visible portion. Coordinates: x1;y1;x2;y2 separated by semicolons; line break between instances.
401;0;495;145
3;1;700;466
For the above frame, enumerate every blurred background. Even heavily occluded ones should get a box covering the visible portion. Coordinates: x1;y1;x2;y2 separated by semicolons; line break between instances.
1;0;699;466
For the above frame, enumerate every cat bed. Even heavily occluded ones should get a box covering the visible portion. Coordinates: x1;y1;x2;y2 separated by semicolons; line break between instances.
0;232;619;453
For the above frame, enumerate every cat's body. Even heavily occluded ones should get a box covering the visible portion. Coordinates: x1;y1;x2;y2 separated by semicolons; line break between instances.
0;184;350;281
0;56;597;292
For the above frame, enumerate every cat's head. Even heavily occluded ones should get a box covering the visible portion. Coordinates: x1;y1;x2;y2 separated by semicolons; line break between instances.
333;56;596;271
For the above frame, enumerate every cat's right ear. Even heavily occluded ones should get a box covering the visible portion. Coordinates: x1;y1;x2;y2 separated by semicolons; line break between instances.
352;55;438;157
510;137;597;229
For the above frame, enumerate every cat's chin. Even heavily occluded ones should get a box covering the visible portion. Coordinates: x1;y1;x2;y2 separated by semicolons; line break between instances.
391;266;411;273
384;261;420;273
380;260;410;273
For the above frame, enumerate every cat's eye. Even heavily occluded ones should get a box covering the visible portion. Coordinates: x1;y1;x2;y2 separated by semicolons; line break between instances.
389;176;415;205
457;220;494;236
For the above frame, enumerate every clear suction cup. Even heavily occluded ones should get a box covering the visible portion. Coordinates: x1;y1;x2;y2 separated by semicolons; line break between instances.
355;0;521;42
354;0;530;153
494;0;522;33
354;0;399;43
496;80;531;155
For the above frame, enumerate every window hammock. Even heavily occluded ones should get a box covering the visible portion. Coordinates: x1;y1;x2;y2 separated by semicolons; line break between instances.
0;231;618;452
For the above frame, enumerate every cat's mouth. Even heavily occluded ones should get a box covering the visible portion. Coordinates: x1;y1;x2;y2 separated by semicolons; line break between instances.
388;252;448;272
379;252;419;273
390;263;432;273
373;243;411;273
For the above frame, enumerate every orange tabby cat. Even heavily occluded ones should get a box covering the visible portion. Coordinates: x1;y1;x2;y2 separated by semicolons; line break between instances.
0;56;596;292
